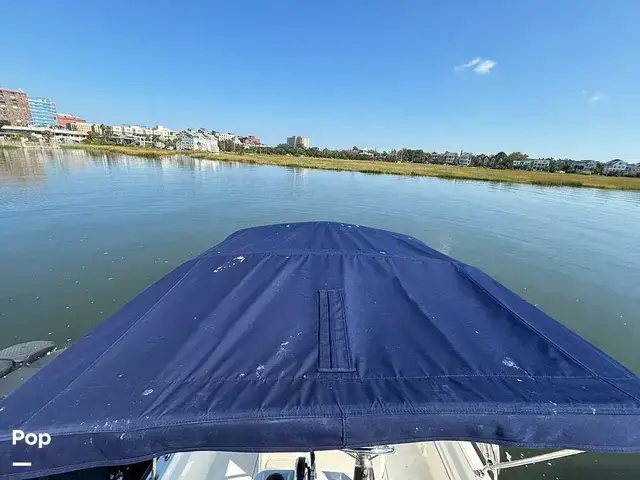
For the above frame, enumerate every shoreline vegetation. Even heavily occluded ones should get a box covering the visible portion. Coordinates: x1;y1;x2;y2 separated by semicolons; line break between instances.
59;144;640;191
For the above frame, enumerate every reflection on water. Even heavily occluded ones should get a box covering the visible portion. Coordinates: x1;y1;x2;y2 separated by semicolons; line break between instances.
0;148;98;181
0;148;48;180
0;149;639;480
0;150;254;181
83;152;227;174
283;166;310;178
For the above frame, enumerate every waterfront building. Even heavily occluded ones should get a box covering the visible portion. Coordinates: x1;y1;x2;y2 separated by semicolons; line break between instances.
513;160;534;169
531;159;551;171
240;136;261;145
287;136;309;148
216;132;241;144
177;131;219;152
603;159;628;175
152;125;176;139
57;113;85;128
70;122;94;134
0;89;32;126
458;152;473;166
28;97;57;127
442;151;459;164
625;164;640;177
0;124;87;143
573;160;598;174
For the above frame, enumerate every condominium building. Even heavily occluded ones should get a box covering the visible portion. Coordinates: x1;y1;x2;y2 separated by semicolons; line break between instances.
70;122;95;134
177;131;219;152
531;159;551;171
217;132;234;142
0;89;32;126
215;132;242;144
152;125;176;139
105;124;176;141
128;125;153;136
513;160;534;169
287;136;310;148
573;160;598;174
240;135;261;145
57;113;85;128
28;97;57;127
90;124;107;136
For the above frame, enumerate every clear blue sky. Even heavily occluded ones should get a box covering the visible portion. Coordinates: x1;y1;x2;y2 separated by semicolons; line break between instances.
2;1;639;160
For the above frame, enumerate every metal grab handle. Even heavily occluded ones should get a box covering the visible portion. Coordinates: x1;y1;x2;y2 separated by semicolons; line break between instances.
343;445;395;456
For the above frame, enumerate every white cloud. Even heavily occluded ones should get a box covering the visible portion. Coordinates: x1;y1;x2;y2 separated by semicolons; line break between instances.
455;57;481;70
455;57;497;74
474;59;497;74
582;90;607;102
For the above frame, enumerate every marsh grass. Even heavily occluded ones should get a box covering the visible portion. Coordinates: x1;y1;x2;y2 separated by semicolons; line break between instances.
62;144;640;191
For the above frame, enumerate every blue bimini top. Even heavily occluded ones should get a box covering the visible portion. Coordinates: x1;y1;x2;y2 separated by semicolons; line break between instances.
1;222;639;479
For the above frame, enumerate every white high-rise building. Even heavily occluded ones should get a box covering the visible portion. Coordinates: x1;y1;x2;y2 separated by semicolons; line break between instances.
286;136;309;148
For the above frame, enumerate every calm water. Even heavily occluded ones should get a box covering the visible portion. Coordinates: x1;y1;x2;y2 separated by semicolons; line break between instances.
1;149;639;478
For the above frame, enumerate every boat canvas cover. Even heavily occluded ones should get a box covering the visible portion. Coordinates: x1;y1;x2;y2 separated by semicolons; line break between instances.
1;222;639;478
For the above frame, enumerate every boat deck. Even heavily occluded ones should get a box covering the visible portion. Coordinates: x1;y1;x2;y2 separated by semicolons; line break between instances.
156;441;486;480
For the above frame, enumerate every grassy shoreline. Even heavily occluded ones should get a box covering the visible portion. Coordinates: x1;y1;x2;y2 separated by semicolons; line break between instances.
62;144;640;191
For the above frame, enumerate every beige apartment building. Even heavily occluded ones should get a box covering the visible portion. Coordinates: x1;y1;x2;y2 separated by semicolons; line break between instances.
286;136;309;148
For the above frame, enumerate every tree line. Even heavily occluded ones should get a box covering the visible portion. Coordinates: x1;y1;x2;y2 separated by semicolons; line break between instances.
238;144;608;174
